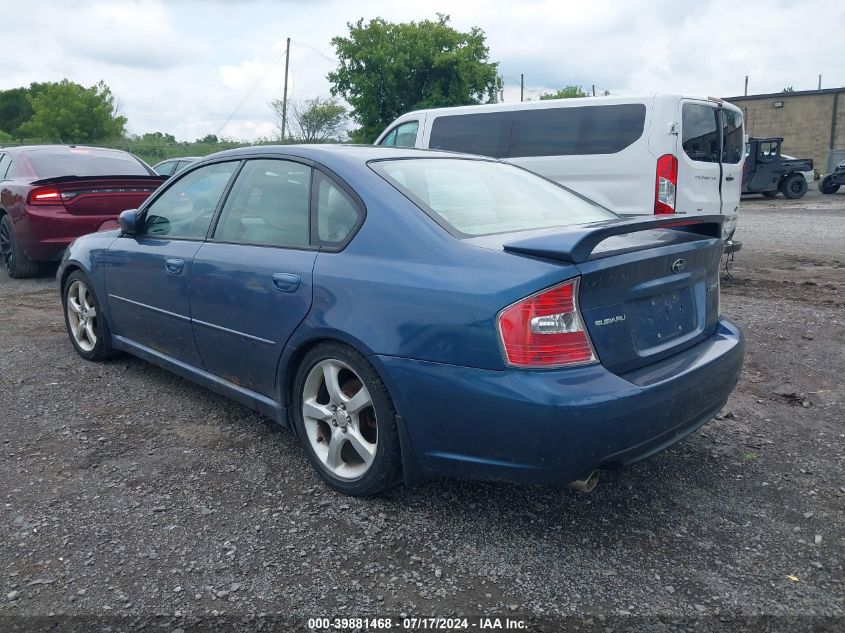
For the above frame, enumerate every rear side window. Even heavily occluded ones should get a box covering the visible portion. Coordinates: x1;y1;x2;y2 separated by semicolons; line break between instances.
371;158;614;237
509;104;646;157
154;161;177;176
429;112;513;158
721;108;743;164
380;121;419;148
24;148;151;178
314;172;362;245
682;103;719;163
213;159;311;248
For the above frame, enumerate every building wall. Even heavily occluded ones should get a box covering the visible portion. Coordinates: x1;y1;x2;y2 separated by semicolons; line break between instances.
725;90;844;174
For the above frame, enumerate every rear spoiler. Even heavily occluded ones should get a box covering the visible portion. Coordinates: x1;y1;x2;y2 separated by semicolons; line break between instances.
502;215;724;264
30;174;167;186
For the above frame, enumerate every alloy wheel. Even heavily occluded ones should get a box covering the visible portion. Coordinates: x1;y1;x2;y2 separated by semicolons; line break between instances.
301;359;378;480
66;280;98;352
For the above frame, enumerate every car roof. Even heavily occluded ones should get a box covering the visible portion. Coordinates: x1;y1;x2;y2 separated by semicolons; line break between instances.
194;144;478;173
1;144;135;156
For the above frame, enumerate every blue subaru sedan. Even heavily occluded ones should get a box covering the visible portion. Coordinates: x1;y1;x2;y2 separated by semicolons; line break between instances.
59;145;744;496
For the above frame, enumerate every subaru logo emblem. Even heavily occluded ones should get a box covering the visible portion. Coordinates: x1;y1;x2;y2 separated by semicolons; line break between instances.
672;258;686;273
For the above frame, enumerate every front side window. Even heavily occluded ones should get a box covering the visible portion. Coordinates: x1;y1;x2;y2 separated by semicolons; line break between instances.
142;161;237;239
681;103;719;163
380;120;419;148
371;158;615;237
213;159;311;248
721;108;744;164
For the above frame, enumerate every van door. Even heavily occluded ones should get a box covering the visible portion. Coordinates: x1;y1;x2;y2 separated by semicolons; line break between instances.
677;100;722;217
719;106;744;241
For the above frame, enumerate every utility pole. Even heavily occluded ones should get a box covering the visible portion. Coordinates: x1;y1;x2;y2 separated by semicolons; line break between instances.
818;74;822;91
520;74;524;102
281;37;291;142
744;75;748;96
592;84;596;97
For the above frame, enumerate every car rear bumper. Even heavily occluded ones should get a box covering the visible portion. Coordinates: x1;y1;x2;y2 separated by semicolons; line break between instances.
17;206;114;261
373;318;744;486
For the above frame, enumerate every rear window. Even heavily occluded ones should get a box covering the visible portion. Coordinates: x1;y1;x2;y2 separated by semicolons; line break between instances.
682;103;719;163
509;104;646;157
721;108;744;164
371;158;615;237
24;148;150;179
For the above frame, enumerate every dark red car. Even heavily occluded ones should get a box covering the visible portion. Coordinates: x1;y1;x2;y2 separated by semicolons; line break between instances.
0;145;166;278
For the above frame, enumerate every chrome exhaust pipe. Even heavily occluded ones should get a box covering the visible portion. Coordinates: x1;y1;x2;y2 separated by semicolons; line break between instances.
568;470;599;493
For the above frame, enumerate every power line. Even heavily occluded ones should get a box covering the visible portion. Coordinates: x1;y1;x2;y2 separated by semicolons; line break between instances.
217;44;288;136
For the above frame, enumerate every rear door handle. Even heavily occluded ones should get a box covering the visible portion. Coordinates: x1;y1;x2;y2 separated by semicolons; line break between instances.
725;175;735;181
164;258;185;275
272;272;301;293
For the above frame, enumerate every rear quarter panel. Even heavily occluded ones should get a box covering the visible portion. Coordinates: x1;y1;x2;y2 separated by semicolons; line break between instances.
286;164;579;371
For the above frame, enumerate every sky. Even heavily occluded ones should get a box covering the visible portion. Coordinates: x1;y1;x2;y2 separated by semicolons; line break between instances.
2;0;843;141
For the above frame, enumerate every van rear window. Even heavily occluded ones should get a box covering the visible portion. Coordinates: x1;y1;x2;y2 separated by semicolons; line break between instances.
682;104;719;163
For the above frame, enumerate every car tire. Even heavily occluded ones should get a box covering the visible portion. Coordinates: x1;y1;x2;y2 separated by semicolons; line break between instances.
0;214;40;278
291;342;402;496
62;270;115;361
780;173;807;199
819;175;840;195
761;191;778;198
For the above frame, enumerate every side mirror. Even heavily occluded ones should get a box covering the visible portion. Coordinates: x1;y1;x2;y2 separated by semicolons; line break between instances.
118;209;139;236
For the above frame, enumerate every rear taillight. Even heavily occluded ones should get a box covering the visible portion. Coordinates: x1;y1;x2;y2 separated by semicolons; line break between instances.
27;188;76;206
497;278;597;368
654;154;678;215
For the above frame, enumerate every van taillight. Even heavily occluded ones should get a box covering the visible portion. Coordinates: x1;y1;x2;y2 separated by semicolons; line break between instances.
497;278;597;368
654;154;678;214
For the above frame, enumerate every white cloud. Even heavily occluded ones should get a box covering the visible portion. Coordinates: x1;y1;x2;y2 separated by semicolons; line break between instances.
1;0;843;142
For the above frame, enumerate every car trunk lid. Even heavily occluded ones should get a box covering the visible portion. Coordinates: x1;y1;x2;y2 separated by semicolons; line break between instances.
499;216;724;374
28;175;166;216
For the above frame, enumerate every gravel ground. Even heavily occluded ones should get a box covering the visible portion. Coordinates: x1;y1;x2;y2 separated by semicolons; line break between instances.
0;194;843;632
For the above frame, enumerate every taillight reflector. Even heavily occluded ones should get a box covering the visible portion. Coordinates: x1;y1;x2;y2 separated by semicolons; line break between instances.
654;154;678;215
497;278;597;368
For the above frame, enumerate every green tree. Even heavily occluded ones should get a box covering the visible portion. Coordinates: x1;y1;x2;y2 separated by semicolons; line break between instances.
539;85;590;100
18;80;127;142
0;83;48;138
271;96;348;143
329;14;498;143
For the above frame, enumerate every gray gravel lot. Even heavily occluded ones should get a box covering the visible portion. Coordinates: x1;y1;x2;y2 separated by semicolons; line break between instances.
0;194;843;631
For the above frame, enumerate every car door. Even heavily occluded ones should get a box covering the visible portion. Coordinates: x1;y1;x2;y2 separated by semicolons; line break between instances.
677;100;722;216
104;160;239;365
190;158;363;396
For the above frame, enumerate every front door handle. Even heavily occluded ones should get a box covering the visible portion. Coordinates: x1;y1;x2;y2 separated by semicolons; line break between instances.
164;258;185;275
725;175;735;181
272;272;301;293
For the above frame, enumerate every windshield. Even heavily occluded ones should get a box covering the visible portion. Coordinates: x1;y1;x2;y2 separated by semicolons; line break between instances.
370;158;615;237
25;147;151;179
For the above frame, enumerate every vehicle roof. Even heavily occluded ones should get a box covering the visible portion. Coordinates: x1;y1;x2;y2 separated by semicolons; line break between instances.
156;156;200;163
200;144;472;166
749;137;784;143
0;144;134;156
388;94;740;120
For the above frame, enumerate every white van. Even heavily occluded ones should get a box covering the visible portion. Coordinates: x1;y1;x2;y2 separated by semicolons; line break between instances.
375;95;744;251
